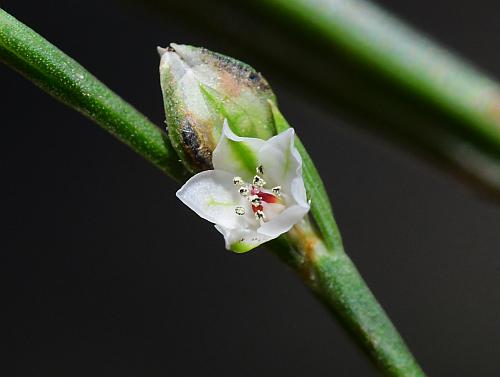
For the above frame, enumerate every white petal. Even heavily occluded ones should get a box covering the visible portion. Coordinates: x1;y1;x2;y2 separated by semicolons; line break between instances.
257;128;302;189
258;203;309;237
176;170;249;229
261;202;285;219
212;121;264;180
215;224;272;253
289;175;309;208
177;124;311;254
258;168;310;238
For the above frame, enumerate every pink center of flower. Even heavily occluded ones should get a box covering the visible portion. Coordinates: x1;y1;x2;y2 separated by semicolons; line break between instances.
250;186;279;215
233;166;282;222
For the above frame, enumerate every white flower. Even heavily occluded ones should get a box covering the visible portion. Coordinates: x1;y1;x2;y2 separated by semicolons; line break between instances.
176;122;310;253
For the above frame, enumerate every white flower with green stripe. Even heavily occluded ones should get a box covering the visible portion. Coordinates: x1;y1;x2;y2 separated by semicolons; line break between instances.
177;121;310;253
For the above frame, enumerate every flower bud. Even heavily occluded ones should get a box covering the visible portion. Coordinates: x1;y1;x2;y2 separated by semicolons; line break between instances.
159;43;277;173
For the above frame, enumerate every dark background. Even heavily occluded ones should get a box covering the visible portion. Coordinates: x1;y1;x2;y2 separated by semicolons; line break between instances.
1;1;500;376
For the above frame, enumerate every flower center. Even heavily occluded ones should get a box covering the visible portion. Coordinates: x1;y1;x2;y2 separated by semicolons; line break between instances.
233;165;282;223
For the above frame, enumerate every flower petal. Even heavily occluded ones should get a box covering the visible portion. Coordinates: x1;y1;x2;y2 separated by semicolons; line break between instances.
289;175;309;208
258;204;309;238
212;121;264;180
215;224;272;253
257;128;302;189
176;170;249;229
176;123;310;254
258;172;310;238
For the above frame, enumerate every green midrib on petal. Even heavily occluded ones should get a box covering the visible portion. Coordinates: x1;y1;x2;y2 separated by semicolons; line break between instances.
230;241;254;253
227;139;259;176
206;196;236;208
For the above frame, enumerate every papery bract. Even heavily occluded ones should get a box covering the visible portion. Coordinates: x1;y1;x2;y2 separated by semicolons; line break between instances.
176;122;310;253
159;44;276;173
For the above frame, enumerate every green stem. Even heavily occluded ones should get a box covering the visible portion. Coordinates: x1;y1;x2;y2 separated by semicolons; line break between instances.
283;221;426;377
270;102;425;376
0;8;187;182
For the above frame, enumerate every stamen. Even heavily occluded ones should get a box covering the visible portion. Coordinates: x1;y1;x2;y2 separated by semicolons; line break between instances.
250;186;260;195
253;175;266;187
232;171;284;224
255;210;265;221
250;195;262;207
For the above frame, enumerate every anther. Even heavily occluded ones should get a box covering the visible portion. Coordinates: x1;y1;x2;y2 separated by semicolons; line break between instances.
235;206;246;215
250;195;262;206
239;187;249;196
272;186;281;196
256;165;264;174
233;176;244;185
255;210;265;221
253;175;266;187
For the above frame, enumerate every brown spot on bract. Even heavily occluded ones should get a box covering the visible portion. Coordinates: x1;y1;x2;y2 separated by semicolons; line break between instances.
305;238;317;260
180;117;213;170
219;70;242;97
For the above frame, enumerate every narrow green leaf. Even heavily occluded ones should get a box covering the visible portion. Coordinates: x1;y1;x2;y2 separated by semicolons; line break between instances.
0;9;187;181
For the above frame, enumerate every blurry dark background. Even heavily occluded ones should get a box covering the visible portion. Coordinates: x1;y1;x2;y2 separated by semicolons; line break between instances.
1;1;500;376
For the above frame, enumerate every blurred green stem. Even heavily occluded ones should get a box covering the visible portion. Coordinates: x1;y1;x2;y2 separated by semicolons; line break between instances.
259;0;500;191
264;0;500;141
0;8;187;182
